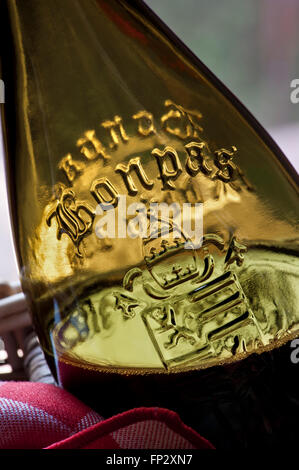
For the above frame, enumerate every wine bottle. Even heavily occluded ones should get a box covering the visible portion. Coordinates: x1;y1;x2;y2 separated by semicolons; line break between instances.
1;0;298;448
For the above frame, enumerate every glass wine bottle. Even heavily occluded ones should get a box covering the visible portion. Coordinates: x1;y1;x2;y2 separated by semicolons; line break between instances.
1;0;298;448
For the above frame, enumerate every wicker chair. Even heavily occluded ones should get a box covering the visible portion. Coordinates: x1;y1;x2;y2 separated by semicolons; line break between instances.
0;282;55;384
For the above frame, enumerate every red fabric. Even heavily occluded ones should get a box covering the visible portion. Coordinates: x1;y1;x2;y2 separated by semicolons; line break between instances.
0;382;214;449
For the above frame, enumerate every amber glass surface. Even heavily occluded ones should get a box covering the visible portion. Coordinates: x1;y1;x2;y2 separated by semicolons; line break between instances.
1;0;298;447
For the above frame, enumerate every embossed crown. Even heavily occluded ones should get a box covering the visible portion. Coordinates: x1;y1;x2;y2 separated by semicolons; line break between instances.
143;224;199;290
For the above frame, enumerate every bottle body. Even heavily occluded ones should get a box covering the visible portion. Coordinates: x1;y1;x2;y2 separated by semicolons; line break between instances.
1;0;299;447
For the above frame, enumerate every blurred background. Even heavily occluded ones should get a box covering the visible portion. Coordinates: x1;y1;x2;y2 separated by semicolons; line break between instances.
0;0;298;284
147;0;299;128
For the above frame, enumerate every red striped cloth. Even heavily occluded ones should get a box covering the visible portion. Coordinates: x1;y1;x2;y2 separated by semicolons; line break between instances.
0;382;214;449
